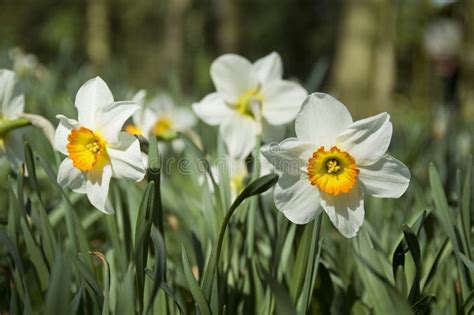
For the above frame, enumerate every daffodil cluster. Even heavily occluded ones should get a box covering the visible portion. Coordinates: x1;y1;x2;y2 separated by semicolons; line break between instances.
0;51;411;239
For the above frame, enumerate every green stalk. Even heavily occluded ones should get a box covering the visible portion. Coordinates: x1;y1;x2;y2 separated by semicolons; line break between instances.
201;174;278;298
246;134;262;257
0;117;30;138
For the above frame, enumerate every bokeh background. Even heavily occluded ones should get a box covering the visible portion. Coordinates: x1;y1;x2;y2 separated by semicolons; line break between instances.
1;0;473;118
0;0;473;313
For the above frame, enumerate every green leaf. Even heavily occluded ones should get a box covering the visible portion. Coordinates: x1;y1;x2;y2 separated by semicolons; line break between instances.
353;230;413;315
200;174;279;299
89;252;111;315
116;266;135;315
297;216;322;314
181;246;211;315
262;270;297;315
460;156;472;260
421;238;449;291
72;255;104;309
147;226;166;313
45;254;72;315
24;142;57;266
134;182;155;312
147;135;164;233
429;163;472;299
0;231;32;314
412;295;436;315
402;225;421;304
20;218;50;290
459;253;474;272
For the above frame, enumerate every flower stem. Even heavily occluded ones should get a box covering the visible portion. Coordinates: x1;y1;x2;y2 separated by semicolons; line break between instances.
0;117;31;138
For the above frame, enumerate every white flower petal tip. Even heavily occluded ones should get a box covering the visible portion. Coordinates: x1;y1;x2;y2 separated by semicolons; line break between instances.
192;93;233;126
219;114;258;159
210;54;258;103
337;112;393;166
261;80;308;125
295;93;353;147
253;52;283;83
320;185;365;238
359;155;410;198
20;113;55;145
75;76;114;127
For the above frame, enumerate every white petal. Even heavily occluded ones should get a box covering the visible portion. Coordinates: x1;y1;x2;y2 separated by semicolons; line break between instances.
149;94;174;113
261;138;315;176
108;132;146;181
86;163;114;214
4;130;25;172
210;54;259;103
20;113;55;145
54;115;79;155
320;184;365;238
336;112;392;166
75;77;114;128
96;101;139;143
170;139;186;153
132;106;157;139
192;92;234;126
295;93;353;147
252;52;283;83
359;155;410;198
57;158;86;193
131;89;146;106
131;89;147;127
274;173;322;224
261;80;307;125
219;114;258;159
0;69;24;118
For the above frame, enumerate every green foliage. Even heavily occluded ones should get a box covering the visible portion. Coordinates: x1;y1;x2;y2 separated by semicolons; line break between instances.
0;54;473;315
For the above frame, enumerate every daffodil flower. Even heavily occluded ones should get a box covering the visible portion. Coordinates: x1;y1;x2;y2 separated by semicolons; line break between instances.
54;77;146;213
126;91;196;153
262;93;410;238
193;52;307;159
0;69;28;172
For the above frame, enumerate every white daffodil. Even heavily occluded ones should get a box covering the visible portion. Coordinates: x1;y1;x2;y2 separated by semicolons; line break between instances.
262;93;410;238
126;91;196;153
54;77;146;214
193;52;307;159
0;69;28;172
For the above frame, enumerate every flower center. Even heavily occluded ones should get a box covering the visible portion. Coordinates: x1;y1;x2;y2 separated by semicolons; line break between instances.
67;127;108;172
153;117;176;140
307;146;359;195
236;88;263;118
126;124;142;136
230;173;246;195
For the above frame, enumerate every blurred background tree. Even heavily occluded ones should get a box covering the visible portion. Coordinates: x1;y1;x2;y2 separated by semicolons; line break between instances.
0;0;472;119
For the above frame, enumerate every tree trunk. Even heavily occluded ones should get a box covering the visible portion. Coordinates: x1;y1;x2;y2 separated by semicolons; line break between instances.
161;0;191;82
330;0;395;118
86;0;110;73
